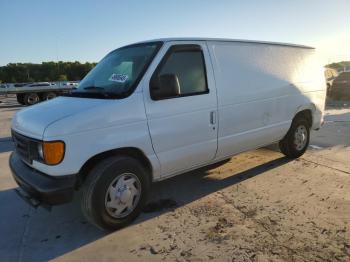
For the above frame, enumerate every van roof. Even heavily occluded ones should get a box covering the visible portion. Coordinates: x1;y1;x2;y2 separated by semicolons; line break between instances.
136;37;314;49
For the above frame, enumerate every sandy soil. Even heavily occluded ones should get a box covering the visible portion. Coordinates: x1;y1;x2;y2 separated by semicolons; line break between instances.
57;148;350;262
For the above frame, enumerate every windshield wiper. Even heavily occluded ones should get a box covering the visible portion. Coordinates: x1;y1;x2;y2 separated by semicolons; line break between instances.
66;90;123;99
83;86;105;90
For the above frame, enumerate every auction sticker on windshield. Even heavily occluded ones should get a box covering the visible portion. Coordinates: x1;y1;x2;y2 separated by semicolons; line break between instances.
109;73;128;83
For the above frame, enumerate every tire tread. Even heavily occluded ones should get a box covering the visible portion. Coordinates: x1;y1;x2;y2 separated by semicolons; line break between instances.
279;116;310;159
80;156;150;231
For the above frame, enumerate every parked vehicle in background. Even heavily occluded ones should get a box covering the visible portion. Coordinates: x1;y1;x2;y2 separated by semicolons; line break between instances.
328;71;350;99
324;67;339;95
9;38;326;231
61;81;79;87
0;81;78;105
14;83;30;87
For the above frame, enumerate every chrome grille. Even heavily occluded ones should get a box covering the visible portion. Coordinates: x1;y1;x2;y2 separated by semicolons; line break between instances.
12;130;37;164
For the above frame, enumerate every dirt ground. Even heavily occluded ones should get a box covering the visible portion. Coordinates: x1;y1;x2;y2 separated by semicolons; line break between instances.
0;96;349;262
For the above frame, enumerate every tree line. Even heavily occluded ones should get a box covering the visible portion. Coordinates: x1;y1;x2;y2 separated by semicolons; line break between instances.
326;61;350;71
0;61;97;83
1;60;349;84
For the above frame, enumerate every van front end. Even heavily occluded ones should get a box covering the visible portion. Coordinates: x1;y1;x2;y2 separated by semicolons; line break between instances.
9;130;76;207
8;94;108;208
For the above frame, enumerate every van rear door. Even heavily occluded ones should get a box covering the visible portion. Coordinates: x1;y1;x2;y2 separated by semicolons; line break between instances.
143;41;218;176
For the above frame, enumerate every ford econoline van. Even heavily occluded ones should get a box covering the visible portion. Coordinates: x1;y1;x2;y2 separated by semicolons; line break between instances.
10;38;326;230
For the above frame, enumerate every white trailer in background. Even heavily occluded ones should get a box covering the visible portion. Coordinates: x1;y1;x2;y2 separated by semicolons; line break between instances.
0;82;78;105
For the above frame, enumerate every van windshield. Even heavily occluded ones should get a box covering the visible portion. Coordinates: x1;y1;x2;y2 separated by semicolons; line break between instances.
71;42;162;99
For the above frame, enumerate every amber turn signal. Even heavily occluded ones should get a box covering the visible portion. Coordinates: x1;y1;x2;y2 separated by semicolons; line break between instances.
43;141;65;165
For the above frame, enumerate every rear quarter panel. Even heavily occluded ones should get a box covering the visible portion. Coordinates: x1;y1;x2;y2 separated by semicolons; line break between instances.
207;41;326;158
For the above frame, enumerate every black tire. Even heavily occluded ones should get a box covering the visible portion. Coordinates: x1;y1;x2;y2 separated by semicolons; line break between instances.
24;93;40;105
16;94;25;105
279;117;310;159
42;92;57;101
81;156;150;231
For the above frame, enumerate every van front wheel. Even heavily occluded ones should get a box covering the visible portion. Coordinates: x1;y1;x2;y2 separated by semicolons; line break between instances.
81;156;150;231
279;117;310;158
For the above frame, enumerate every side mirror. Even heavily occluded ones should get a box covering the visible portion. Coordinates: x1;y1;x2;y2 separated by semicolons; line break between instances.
151;74;181;100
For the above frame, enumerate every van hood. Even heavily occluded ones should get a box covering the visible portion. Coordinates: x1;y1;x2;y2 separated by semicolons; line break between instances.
12;97;107;139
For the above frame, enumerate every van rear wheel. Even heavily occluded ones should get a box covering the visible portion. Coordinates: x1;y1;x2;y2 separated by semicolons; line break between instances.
81;156;150;231
279;117;310;158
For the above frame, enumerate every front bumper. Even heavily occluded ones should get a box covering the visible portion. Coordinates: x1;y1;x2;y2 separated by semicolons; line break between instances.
9;152;76;206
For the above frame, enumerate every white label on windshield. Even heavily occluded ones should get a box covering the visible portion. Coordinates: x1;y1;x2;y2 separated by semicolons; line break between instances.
109;73;128;83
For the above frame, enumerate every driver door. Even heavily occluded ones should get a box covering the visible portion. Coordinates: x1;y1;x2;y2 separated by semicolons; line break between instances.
143;41;218;177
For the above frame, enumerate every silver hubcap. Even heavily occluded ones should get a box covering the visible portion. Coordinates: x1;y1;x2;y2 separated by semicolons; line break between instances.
294;125;308;151
28;94;39;104
104;173;141;218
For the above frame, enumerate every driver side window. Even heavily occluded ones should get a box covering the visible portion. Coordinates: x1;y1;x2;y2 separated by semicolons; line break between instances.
150;45;208;100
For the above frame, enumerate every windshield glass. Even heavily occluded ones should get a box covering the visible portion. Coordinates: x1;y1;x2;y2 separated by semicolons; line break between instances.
73;42;162;98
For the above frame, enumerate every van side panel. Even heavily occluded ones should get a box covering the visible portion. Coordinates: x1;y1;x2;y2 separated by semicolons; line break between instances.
207;41;326;159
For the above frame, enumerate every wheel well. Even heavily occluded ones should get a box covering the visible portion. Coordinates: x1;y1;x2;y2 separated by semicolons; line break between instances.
77;147;153;188
294;109;313;127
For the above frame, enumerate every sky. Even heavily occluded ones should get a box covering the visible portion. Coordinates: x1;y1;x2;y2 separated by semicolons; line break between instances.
0;0;349;66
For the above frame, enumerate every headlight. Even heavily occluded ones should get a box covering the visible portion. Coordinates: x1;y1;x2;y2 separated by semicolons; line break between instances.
37;143;44;159
41;141;65;165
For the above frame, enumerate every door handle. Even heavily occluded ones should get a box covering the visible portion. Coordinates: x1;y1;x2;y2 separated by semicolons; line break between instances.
210;111;216;125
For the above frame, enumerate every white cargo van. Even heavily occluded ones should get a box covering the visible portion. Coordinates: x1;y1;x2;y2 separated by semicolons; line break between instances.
10;38;326;230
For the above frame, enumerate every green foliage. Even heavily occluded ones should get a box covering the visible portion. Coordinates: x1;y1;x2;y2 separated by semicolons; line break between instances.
326;61;350;71
0;61;96;83
58;74;68;81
